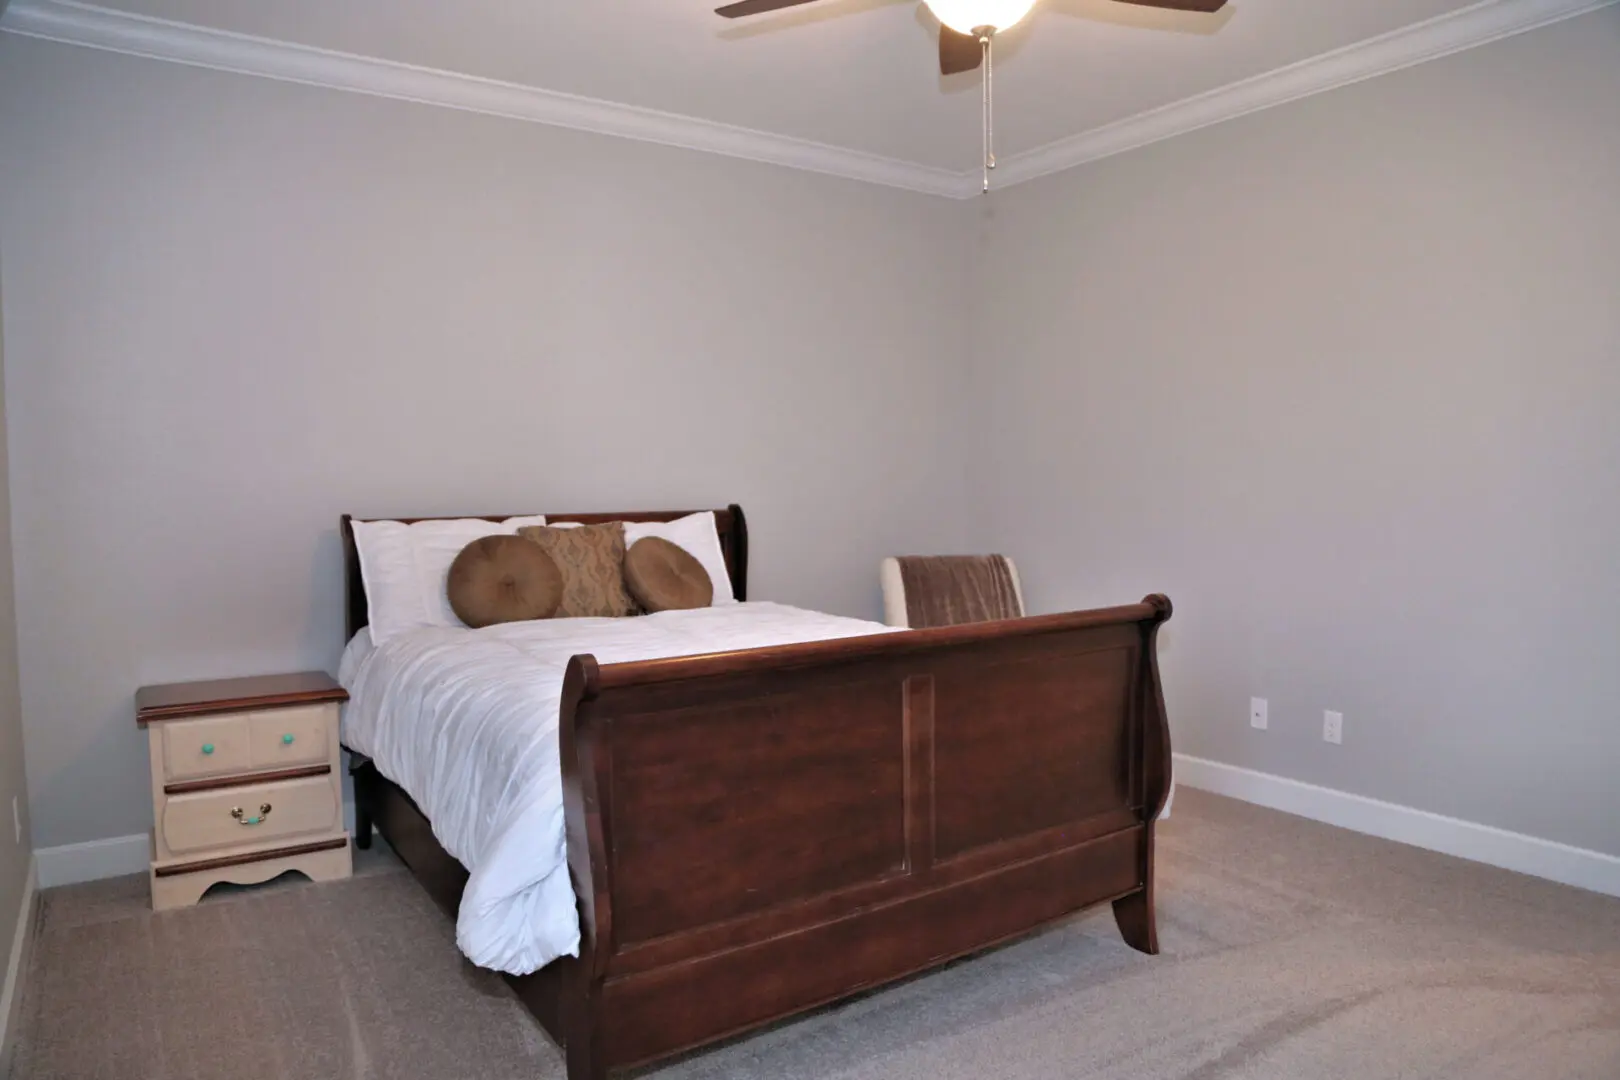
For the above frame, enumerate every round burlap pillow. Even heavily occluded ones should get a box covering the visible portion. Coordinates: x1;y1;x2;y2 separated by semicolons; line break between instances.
624;536;713;613
446;535;564;628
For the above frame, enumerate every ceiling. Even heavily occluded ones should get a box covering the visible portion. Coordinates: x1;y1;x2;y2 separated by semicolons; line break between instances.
71;0;1490;172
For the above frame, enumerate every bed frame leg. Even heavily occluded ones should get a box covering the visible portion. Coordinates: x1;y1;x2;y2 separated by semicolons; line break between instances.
563;997;607;1080
565;1035;606;1080
1112;886;1158;955
354;803;373;851
1113;820;1159;955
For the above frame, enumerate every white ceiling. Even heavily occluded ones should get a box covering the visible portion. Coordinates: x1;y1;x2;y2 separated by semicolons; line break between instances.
75;0;1490;171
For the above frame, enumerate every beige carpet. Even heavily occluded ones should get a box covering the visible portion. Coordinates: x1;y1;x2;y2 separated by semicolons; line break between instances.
9;789;1619;1079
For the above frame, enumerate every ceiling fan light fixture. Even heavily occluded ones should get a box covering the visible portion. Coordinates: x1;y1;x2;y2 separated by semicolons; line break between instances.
924;0;1039;36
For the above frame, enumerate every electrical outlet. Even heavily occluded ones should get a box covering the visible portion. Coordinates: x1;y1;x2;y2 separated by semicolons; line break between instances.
1323;710;1344;745
1250;697;1268;730
11;795;19;844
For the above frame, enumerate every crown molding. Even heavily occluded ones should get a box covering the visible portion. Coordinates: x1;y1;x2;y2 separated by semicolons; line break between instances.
992;0;1618;189
0;0;970;199
2;0;1613;200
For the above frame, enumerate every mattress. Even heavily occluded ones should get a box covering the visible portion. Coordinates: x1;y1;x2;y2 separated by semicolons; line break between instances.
339;601;892;975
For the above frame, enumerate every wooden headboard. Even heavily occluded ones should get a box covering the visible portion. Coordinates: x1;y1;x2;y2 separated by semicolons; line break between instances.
340;505;749;640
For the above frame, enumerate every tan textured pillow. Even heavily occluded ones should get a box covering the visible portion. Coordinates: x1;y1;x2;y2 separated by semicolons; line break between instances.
517;523;638;618
446;536;564;628
624;537;714;613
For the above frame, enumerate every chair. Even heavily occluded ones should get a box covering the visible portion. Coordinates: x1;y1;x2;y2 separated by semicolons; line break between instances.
879;555;1026;629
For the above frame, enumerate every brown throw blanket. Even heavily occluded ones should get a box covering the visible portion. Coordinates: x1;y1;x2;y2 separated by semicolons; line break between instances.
896;555;1023;629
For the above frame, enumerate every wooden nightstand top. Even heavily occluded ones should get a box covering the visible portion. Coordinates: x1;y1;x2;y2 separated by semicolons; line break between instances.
136;671;347;726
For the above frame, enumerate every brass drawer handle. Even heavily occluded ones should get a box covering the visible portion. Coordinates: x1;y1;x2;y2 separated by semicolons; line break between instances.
230;803;273;826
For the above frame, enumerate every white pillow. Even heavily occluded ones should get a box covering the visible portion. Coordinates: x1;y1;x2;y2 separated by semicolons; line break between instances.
623;512;735;604
352;515;546;643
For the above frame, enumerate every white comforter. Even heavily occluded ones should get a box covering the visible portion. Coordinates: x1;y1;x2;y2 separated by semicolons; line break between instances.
339;601;891;974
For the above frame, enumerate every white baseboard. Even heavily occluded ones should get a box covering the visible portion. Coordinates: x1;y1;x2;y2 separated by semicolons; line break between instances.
1173;753;1620;898
33;833;149;888
0;856;38;1071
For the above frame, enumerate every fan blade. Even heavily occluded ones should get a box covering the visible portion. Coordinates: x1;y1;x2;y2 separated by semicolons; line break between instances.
1110;0;1227;11
716;0;826;16
940;26;983;75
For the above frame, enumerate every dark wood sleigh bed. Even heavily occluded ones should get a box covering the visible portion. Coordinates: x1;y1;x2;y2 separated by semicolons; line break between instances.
340;505;1174;1080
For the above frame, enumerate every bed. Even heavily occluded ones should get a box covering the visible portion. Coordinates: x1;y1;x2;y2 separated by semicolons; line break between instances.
340;505;1174;1080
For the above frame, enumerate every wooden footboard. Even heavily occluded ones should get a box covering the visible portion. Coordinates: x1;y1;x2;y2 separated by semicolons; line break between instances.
551;595;1174;1078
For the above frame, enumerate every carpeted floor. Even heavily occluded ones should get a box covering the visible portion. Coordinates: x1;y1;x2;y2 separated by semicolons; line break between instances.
8;789;1619;1079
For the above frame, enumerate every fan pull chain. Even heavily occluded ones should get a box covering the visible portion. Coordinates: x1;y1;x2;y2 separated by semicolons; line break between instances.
981;32;995;194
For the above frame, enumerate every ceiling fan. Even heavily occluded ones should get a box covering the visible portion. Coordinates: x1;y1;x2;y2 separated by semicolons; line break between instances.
716;0;1230;191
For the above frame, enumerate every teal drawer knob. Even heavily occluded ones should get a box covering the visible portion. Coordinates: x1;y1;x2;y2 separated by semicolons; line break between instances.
281;733;295;745
201;743;215;755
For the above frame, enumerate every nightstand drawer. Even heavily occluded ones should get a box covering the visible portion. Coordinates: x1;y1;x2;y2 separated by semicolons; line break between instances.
248;705;331;769
162;715;252;781
161;776;340;855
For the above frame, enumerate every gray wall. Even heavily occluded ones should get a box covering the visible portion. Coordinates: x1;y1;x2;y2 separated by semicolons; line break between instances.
0;37;973;849
969;11;1620;855
0;232;32;990
3;11;1618;860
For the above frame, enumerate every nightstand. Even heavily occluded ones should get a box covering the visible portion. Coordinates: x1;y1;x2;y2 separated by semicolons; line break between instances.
135;672;353;910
